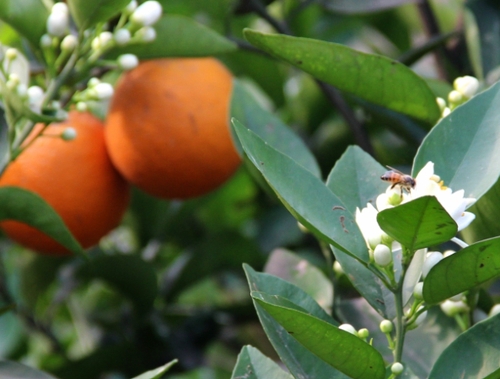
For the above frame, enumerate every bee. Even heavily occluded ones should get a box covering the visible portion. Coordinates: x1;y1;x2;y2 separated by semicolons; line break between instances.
380;166;416;196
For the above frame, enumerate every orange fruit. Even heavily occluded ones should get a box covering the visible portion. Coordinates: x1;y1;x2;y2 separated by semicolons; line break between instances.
0;111;130;256
104;57;241;199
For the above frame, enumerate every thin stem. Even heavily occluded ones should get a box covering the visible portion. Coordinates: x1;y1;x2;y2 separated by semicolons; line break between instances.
393;278;406;362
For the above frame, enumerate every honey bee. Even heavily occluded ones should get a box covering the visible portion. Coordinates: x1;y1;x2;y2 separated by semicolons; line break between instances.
380;166;416;195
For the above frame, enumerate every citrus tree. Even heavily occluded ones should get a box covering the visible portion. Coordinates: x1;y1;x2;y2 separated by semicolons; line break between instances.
1;1;500;379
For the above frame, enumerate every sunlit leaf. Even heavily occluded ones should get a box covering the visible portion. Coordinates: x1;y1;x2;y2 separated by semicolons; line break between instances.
132;360;178;379
231;346;293;379
0;0;48;46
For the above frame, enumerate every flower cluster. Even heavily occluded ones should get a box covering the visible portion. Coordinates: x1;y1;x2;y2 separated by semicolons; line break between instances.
437;75;480;117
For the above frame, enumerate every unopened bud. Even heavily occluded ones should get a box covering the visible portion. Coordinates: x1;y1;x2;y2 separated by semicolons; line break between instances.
441;107;451;118
380;319;393;333
16;83;27;97
125;0;138;13
94;82;114;99
40;34;53;48
436;97;446;112
131;1;162;26
422;251;443;278
61;127;77;141
136;26;156;42
454;76;479;98
338;324;357;336
391;362;404;375
88;77;100;87
5;48;18;61
357;328;369;339
441;299;468;317
489;304;500;317
76;101;88;112
333;261;344;276
448;90;464;105
118;54;139;70
374;244;392;267
413;282;423;300
52;2;69;15
46;11;68;37
61;34;77;51
114;29;131;45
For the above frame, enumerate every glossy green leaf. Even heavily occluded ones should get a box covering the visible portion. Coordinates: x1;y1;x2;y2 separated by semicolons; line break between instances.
253;294;386;379
108;15;236;58
0;0;48;47
0;186;84;255
413;80;500;200
231;346;293;379
0;360;58;379
264;248;332;313
132;360;178;379
377;196;457;251
231;80;321;178
429;313;500;378
68;0;129;30
423;236;500;304
321;0;418;14
78;254;158;314
233;119;367;261
326;145;387;213
464;8;483;80
244;265;347;379
243;29;440;123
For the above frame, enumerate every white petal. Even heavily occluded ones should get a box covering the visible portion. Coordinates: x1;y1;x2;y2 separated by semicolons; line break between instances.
456;212;476;231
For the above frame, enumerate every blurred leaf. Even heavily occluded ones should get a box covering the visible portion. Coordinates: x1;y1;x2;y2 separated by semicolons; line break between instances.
108;15;236;58
429;313;500;378
320;0;418;14
465;1;500;80
377;196;458;251
67;0;129;30
231;346;293;379
264;248;332;313
423;236;500;304
413;80;500;200
132;360;178;379
0;0;48;47
244;265;348;379
0;312;23;357
243;29;440;123
462;177;500;243
253;293;386;379
0;187;84;255
232;119;367;261
326;145;387;213
463;8;483;80
0;360;57;379
78;254;158;314
231;80;321;178
0;45;29;84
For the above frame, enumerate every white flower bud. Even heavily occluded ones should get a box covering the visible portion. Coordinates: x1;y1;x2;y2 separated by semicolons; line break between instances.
16;83;27;97
61;127;77;141
136;26;156;42
357;328;369;339
8;73;20;85
436;97;446;112
374;244;392;267
27;86;44;111
5;48;18;61
125;0;138;13
51;100;61;109
448;90;463;105
422;251;443;278
76;101;88;112
333;261;344;276
379;319;393;333
454;76;479;98
94;82;114;99
99;31;114;48
40;34;53;48
448;292;464;302
489;304;500;317
443;249;456;258
118;54;139;70
441;299;468;317
131;1;163;26
52;2;69;15
114;28;131;45
61;34;77;51
91;36;101;50
413;282;423;300
338;324;357;336
46;11;68;37
441;107;451;117
391;362;404;375
88;77;100;87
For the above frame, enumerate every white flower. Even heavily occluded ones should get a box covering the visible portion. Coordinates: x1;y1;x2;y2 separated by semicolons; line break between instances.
131;1;162;26
118;54;139;70
408;162;476;231
339;324;357;335
454;76;479;99
355;203;385;250
422;251;443;278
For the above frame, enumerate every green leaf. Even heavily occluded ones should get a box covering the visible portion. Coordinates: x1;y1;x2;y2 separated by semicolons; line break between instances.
132;360;178;379
232;119;367;261
413;80;500;200
0;360;58;379
244;265;347;379
0;186;84;255
429;313;500;378
0;0;48;47
231;346;293;379
108;15;236;58
377;196;457;251
423;236;500;304
321;0;418;14
243;29;440;123
326;145;387;213
67;0;129;30
464;8;483;80
253;294;386;379
231;80;321;178
78;254;158;314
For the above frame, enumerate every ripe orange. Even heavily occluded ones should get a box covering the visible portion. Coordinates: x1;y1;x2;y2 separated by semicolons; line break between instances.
0;111;130;255
104;57;241;199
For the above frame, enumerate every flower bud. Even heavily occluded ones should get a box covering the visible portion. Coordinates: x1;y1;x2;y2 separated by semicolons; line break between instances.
16;83;27;97
413;282;423;300
114;29;131;45
40;34;53;48
46;11;68;37
357;328;369;339
94;82;114;99
52;2;69;15
422;251;443;278
441;107;451;118
88;77;100;87
436;97;446;112
136;26;156;42
391;362;404;375
454;76;479;98
5;48;18;61
125;0;138;13
448;292;464;302
61;34;77;51
338;324;357;336
489;304;500;317
61;127;77;141
374;244;392;267
448;90;464;105
76;101;88;112
379;319;393;333
440;299;468;317
443;249;455;258
27;86;43;111
333;261;344;276
131;1;162;26
118;54;139;70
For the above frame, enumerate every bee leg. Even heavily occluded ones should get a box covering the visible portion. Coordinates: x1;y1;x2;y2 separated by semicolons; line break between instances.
390;183;397;189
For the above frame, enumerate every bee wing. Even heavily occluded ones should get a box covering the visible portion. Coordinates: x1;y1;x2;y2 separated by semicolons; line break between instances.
385;165;405;175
